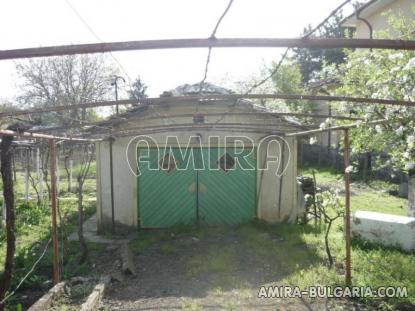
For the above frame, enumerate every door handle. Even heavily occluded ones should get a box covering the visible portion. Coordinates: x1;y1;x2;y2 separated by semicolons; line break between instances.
188;182;195;193
200;183;206;193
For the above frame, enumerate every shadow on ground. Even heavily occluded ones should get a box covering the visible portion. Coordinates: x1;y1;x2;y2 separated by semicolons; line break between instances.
100;222;359;310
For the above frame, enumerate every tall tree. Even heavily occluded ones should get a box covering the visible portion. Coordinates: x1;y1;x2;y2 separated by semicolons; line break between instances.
270;60;307;113
16;54;116;126
293;12;348;84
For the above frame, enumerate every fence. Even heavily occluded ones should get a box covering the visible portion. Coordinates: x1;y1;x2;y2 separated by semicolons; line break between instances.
298;143;407;184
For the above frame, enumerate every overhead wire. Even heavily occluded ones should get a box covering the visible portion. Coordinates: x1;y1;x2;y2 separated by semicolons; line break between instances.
302;0;354;40
246;0;354;95
199;0;235;94
8;0;387;137
63;0;133;86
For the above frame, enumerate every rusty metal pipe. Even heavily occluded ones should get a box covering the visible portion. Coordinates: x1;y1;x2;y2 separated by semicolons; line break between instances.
49;139;60;284
343;129;352;286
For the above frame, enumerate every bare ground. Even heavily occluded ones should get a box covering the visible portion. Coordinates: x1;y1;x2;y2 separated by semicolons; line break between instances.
96;226;364;311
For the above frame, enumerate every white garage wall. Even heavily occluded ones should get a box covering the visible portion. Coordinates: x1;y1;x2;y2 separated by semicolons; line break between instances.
96;103;300;231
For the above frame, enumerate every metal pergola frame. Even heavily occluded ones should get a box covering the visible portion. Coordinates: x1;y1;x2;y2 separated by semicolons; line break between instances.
0;37;415;60
1;20;413;290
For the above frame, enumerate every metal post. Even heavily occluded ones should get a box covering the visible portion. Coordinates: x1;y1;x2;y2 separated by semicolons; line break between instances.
328;103;332;150
111;75;125;116
49;139;60;284
24;149;29;202
69;159;73;192
56;151;60;195
36;147;40;183
109;136;115;234
38;148;44;203
343;129;352;286
115;82;119;115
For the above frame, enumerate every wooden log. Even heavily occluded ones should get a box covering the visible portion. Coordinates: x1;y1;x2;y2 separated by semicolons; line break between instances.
80;276;110;311
27;281;65;311
121;243;136;276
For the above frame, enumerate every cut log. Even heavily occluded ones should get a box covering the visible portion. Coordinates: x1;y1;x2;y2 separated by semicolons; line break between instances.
80;276;110;311
121;242;136;275
27;281;65;311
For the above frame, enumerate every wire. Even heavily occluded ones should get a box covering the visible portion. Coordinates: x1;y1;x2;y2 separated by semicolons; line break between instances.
63;0;133;86
199;48;214;94
246;0;354;95
245;48;290;95
302;0;353;39
0;239;52;305
210;0;234;39
199;0;235;94
63;0;182;128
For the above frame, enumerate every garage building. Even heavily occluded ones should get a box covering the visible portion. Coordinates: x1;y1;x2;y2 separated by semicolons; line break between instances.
95;83;305;231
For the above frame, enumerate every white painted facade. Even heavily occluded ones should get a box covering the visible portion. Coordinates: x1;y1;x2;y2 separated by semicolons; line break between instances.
342;0;414;39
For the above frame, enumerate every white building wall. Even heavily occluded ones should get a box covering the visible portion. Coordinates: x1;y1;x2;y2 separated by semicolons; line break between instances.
96;103;300;231
97;137;138;231
351;0;414;39
257;137;299;222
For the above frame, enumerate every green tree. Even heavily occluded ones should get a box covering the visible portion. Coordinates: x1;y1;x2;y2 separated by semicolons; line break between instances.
271;61;302;106
333;10;415;216
293;12;348;84
270;60;315;117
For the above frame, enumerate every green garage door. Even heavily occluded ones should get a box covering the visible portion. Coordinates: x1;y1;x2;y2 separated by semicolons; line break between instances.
138;148;196;228
138;147;256;227
198;147;256;225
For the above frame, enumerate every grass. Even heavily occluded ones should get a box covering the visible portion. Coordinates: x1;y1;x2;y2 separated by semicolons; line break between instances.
125;163;415;309
2;164;414;309
0;168;98;310
299;166;343;185
299;166;408;216
128;219;415;308
182;299;203;311
186;246;238;278
350;191;407;215
128;230;173;252
297;166;414;307
159;243;177;255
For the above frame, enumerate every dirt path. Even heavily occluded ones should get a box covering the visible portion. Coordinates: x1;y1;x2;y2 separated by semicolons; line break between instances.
98;226;363;311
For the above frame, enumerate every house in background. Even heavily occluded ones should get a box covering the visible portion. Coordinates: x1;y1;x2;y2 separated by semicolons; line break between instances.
307;0;415;150
94;83;306;232
341;0;414;39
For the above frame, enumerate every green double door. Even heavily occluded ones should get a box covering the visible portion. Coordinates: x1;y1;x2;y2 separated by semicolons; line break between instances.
138;147;256;228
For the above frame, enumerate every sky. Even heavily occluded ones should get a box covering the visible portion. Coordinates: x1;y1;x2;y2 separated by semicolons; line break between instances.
0;0;354;101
